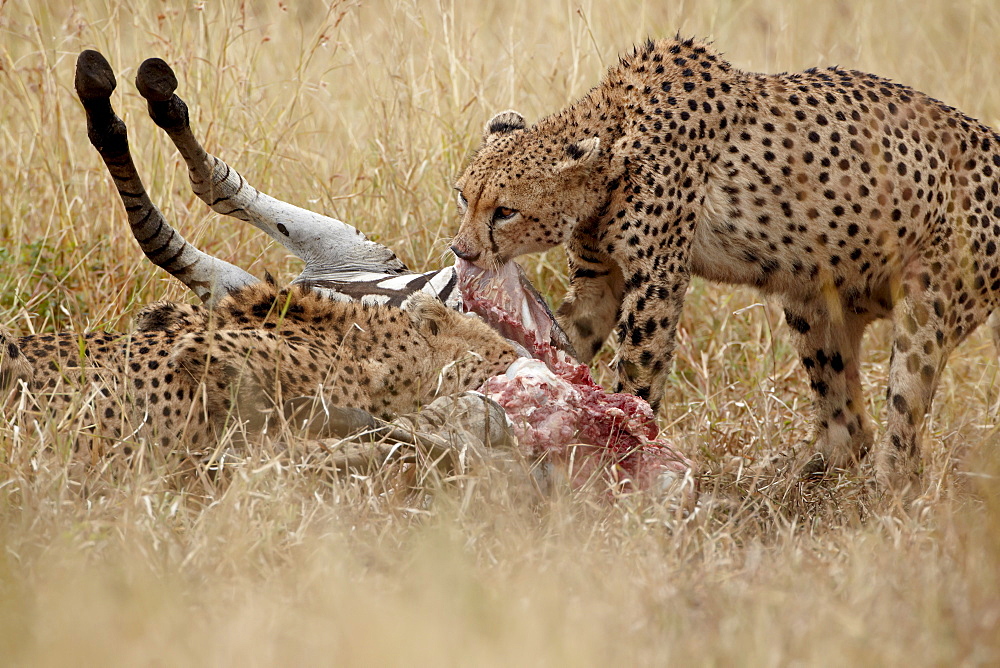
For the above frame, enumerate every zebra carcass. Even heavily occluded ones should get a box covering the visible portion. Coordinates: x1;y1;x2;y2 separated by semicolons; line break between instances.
71;50;696;496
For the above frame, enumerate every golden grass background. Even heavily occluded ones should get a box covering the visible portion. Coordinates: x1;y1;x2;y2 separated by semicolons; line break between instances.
2;0;1000;664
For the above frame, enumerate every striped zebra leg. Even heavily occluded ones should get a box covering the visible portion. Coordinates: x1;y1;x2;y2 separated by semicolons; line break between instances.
133;57;409;284
74;51;258;305
287;392;515;474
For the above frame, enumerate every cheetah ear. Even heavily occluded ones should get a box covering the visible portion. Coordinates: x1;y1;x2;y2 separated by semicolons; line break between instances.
555;136;601;174
484;110;526;143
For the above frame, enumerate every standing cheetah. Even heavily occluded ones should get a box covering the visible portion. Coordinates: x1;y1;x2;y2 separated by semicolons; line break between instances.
451;37;1000;489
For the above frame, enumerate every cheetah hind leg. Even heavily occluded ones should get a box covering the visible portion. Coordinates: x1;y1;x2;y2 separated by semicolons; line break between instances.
875;266;985;493
73;50;258;305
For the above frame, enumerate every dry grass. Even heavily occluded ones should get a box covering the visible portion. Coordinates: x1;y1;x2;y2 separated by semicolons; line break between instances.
2;0;1000;664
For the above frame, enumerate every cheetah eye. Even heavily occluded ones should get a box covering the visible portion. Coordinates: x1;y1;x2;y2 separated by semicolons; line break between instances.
492;206;518;222
456;190;468;212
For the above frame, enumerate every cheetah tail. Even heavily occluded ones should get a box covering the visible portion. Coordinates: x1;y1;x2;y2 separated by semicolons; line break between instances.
74;50;258;306
133;58;410;282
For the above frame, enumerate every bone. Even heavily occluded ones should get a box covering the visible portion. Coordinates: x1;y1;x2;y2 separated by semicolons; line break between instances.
134;57;409;283
74;50;258;305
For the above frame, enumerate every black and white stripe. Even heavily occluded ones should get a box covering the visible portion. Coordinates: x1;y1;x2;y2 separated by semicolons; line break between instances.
300;266;461;309
78;51;464;311
75;51;257;305
133;56;464;309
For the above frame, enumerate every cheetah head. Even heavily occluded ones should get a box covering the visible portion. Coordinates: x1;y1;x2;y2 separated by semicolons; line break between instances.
451;110;610;268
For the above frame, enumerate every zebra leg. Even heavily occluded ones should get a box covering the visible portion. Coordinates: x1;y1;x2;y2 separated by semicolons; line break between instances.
133;57;409;282
286;392;515;473
74;50;258;305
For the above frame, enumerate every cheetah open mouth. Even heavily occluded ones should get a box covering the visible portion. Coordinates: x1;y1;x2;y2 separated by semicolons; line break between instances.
454;259;693;491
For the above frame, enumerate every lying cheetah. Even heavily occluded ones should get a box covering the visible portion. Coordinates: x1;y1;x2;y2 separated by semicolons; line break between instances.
451;37;1000;489
1;51;519;464
4;283;517;461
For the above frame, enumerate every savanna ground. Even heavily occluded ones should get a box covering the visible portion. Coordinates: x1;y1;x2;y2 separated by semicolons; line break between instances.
2;0;999;664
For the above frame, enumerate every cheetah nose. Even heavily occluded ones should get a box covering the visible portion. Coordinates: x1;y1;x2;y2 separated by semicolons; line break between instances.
450;245;481;262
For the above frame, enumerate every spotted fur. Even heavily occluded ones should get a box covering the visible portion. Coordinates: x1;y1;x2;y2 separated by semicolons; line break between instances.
2;51;521;464
7;283;517;460
451;37;1000;488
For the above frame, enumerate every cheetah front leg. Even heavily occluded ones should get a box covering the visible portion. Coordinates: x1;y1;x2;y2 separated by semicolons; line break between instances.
612;265;690;410
782;299;875;473
607;223;693;409
602;173;699;409
556;236;624;363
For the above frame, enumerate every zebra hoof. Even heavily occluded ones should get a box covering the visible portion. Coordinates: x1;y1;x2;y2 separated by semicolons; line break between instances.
136;58;178;102
75;50;116;101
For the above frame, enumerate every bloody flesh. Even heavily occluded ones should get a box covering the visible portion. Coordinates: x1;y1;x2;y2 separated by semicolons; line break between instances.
455;259;692;489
